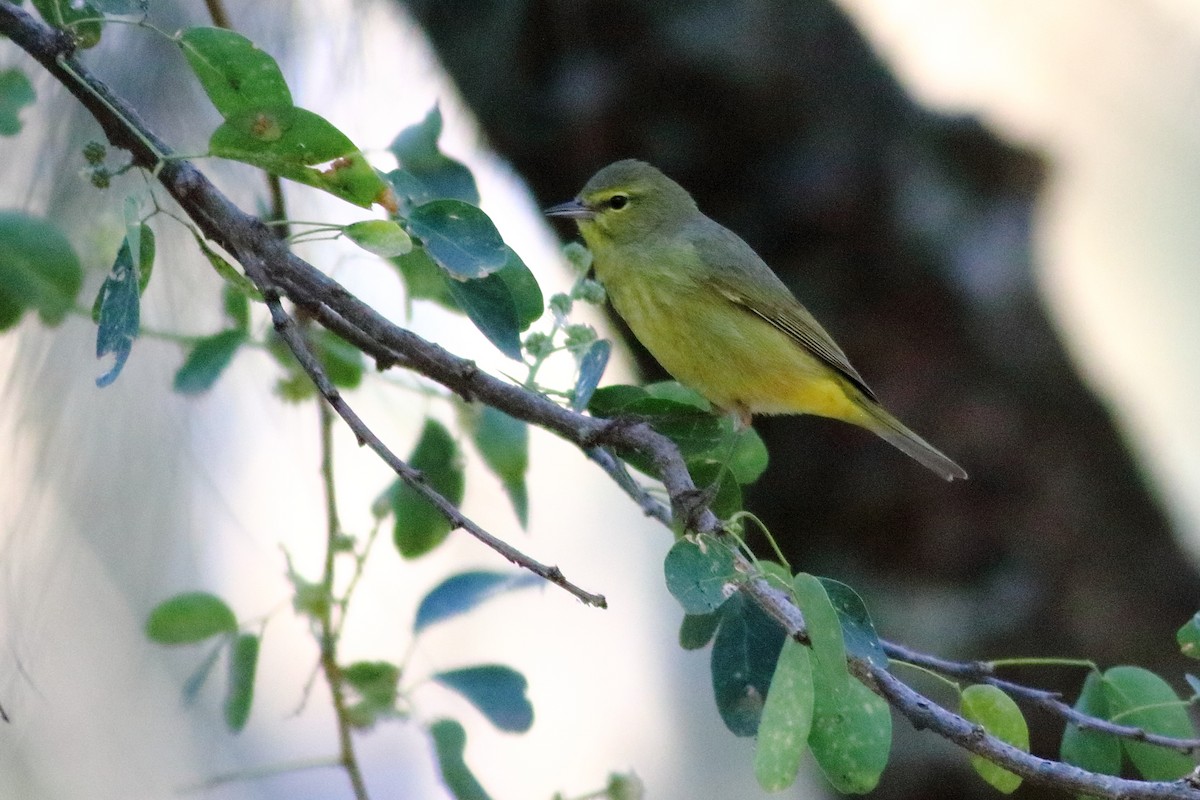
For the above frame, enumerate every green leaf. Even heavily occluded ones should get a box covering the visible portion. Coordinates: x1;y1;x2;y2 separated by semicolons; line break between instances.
134;223;155;295
192;233;262;300
588;384;650;415
173;329;247;395
605;774;643;800
572;339;611;412
679;612;720;650
30;0;101;47
589;386;728;476
223;283;250;331
312;327;364;389
817;578;887;670
388;105;480;204
146;592;237;644
1102;666;1196;780
754;639;815;792
1061;671;1122;779
687;460;743;520
757;560;793;587
209;109;387;208
289;574;330;619
792;573;848;697
608;381;766;485
345;220;413;257
433;665;533;733
392;419;465;558
725;422;769;485
663;536;739;615
120;197;144;287
385;168;437;213
444;273;522;360
710;592;785;737
0;69;36;136
224;633;259;733
643;381;711;409
407;199;507;279
265;326;362;391
343;660;401;722
393;246;457;310
495;247;543;330
1178;612;1200;660
0;211;82;330
808;675;892;794
430;719;493;800
94;235;142;387
804;572;891;795
469;407;529;527
415;571;541;634
178;27;292;119
960;684;1028;793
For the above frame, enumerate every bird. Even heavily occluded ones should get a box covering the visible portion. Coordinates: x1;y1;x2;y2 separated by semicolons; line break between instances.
545;159;967;481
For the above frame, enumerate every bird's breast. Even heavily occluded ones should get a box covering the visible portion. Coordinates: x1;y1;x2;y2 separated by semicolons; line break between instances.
592;246;864;421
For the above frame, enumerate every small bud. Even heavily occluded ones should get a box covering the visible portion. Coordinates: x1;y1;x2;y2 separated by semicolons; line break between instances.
523;331;553;359
562;241;593;272
564;323;597;353
607;772;645;800
89;167;111;189
571;278;607;305
82;141;107;165
548;292;573;318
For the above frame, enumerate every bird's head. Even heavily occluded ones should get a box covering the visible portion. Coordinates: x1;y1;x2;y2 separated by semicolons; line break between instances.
545;159;699;247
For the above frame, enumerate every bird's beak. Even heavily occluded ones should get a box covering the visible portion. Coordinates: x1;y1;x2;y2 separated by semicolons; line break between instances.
544;198;595;220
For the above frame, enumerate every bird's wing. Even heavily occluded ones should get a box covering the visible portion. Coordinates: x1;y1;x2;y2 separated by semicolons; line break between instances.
694;225;878;403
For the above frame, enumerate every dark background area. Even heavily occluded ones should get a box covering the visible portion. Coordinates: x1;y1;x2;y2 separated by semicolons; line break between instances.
401;1;1200;796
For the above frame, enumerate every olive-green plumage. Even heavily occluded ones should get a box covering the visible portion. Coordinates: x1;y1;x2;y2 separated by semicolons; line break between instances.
547;159;966;481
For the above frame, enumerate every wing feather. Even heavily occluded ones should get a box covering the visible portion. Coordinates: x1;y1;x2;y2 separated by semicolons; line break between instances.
691;221;878;403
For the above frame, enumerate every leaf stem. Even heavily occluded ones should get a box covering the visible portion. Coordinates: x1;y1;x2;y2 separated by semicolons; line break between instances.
54;55;165;165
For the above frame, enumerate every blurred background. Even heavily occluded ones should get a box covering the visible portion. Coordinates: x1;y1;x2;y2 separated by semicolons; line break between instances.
2;0;1200;798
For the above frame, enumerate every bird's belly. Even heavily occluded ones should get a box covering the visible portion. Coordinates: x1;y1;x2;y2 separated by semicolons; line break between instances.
609;281;865;422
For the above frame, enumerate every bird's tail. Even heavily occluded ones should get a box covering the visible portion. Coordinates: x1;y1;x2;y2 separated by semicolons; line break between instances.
860;402;967;481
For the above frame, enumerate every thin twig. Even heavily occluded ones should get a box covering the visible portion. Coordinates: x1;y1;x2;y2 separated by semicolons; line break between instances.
260;285;605;607
317;402;370;800
200;0;231;30
584;447;673;527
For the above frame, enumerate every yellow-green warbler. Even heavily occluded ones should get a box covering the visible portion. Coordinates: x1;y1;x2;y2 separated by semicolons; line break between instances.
547;159;966;481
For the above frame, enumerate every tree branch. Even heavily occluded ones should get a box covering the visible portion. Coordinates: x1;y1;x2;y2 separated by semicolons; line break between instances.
261;283;607;607
3;3;1197;796
882;639;1200;754
740;575;1200;800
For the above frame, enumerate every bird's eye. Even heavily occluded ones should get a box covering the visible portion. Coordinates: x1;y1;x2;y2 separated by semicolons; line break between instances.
607;194;629;210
